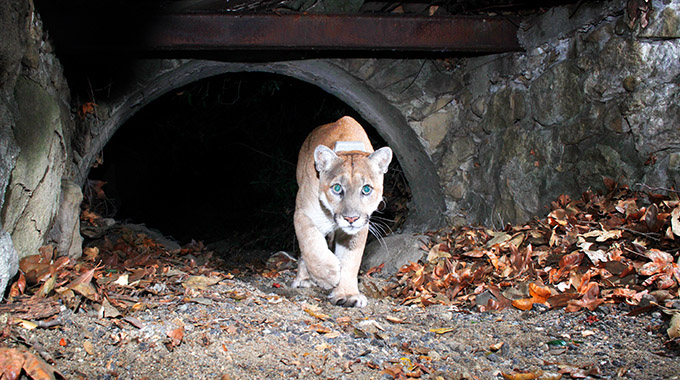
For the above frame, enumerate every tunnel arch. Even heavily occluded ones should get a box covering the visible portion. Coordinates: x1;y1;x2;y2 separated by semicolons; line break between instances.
76;59;445;229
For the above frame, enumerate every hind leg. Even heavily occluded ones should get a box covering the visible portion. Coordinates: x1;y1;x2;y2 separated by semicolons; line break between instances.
291;259;315;288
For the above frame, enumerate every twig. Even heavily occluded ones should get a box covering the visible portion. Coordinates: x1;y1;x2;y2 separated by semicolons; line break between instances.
400;59;428;94
616;227;661;242
622;246;653;259
635;183;680;195
33;318;64;329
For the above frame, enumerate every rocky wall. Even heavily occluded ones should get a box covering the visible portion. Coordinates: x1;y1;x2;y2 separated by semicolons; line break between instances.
336;0;680;227
22;0;679;281
0;0;77;298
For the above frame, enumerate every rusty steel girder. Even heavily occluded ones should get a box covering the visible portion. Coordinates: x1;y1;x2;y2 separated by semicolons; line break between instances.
136;13;522;53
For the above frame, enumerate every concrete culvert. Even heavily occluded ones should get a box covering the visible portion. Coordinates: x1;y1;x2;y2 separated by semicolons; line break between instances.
86;72;412;263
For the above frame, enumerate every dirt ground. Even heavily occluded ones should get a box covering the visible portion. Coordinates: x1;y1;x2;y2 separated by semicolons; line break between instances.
6;179;680;380
5;263;679;380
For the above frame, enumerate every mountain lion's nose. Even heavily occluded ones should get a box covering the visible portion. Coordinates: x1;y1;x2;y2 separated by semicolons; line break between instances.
343;215;359;224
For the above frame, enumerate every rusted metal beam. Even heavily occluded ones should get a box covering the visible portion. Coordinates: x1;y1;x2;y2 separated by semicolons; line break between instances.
140;13;522;53
41;10;522;54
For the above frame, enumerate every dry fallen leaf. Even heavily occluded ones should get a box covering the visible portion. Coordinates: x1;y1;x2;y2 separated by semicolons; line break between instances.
566;282;604;312
427;243;451;262
0;347;25;380
83;246;99;261
671;206;680;237
36;276;56;298
22;351;58;380
8;273;26;298
167;326;185;347
336;316;351;325
578;241;609;265
639;249;673;276
303;307;330;321
15;319;38;330
82;341;95;356
183;275;221;290
307;323;332;334
490;342;504;351
512;298;535;311
68;265;100;301
501;371;538;380
429;327;455;334
385;315;406;324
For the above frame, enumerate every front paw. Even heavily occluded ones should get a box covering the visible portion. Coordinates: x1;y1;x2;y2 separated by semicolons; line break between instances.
313;264;340;290
329;291;368;308
291;277;314;288
307;256;341;290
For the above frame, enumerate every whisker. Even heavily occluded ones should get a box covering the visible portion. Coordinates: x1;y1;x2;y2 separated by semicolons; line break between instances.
370;217;393;236
368;224;388;251
373;223;389;237
370;215;396;223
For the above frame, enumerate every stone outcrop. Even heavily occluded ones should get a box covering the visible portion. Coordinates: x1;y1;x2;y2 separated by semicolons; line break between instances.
49;180;84;259
0;0;77;298
338;0;680;229
2;76;69;259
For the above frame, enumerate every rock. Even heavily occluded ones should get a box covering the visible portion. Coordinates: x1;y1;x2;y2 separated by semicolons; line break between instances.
421;111;454;151
614;17;629;35
422;95;454;116
475;290;496;308
49;180;84;259
0;229;18;301
637;2;680;38
439;137;476;179
575;144;639;192
471;97;486;118
623;76;638;92
424;71;463;96
0;0;29;87
530;61;584;126
0;104;19;213
362;233;425;275
2;77;67;259
483;87;527;132
669;152;680;171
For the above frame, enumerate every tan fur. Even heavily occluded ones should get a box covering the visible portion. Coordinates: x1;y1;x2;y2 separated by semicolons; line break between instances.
292;116;392;307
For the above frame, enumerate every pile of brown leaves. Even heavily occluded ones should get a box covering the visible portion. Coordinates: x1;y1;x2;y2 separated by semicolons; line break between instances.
385;179;680;315
6;221;224;316
1;212;228;380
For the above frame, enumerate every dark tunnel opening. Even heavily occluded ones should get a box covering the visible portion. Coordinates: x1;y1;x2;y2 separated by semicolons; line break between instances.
86;72;411;257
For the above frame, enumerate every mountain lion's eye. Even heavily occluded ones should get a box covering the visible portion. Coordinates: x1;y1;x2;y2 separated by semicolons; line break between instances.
331;184;343;194
361;185;372;195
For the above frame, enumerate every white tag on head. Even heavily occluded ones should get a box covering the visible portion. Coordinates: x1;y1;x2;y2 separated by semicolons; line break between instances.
334;141;366;153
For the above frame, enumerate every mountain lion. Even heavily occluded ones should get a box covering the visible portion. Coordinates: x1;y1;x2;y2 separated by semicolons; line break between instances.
291;116;392;307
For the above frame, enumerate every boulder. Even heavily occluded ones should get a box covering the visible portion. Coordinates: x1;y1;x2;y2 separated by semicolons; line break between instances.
2;76;67;259
50;180;84;259
0;230;18;301
362;233;425;275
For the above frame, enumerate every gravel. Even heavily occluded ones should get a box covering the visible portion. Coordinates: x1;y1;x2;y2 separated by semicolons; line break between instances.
14;269;680;380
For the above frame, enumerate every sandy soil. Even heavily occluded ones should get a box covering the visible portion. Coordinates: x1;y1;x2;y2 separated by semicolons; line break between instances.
8;267;679;380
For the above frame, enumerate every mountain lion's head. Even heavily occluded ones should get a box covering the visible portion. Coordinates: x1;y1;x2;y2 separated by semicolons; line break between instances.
313;145;393;235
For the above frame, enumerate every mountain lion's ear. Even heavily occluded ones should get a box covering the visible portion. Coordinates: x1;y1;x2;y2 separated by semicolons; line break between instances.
314;145;339;172
369;147;393;174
